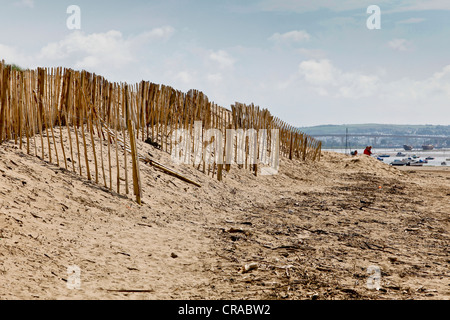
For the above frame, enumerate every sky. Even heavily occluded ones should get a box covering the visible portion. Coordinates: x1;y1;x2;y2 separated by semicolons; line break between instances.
1;0;450;127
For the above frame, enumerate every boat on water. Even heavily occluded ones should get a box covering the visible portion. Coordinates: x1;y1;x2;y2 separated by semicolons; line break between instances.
403;145;413;151
391;158;427;167
422;145;434;151
396;152;406;157
425;157;435;160
442;162;448;166
391;159;408;166
378;154;391;158
409;161;424;167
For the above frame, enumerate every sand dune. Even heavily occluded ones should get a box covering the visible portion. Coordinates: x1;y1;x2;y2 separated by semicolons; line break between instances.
0;140;449;300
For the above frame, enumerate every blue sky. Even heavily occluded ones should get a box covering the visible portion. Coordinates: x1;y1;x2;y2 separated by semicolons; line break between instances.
1;0;450;126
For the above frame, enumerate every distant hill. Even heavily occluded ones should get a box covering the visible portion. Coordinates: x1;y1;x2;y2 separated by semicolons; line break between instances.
298;124;450;148
299;124;450;136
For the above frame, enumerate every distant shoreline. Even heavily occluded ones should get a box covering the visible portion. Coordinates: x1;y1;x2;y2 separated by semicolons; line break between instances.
324;148;450;167
324;147;450;152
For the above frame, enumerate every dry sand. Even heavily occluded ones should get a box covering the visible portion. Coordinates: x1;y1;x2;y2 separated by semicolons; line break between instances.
0;137;449;300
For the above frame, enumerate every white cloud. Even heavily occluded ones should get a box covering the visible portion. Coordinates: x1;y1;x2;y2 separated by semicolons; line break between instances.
397;18;426;24
260;0;386;13
398;0;450;11
298;59;379;98
388;38;411;51
297;48;327;59
37;27;175;73
299;59;335;86
209;50;235;69
297;59;450;106
13;0;34;8
269;30;311;43
39;30;134;70
0;44;31;67
0;44;20;62
395;65;450;99
129;26;175;44
207;73;223;84
174;71;194;84
0;26;176;82
260;0;450;13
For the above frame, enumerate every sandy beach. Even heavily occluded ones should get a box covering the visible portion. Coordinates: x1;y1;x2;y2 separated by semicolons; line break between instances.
0;139;449;300
3;0;450;305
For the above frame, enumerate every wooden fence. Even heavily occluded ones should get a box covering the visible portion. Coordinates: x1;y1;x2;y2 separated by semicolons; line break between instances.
0;61;322;203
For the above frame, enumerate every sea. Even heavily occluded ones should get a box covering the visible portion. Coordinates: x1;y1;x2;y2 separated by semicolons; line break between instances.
324;148;450;167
